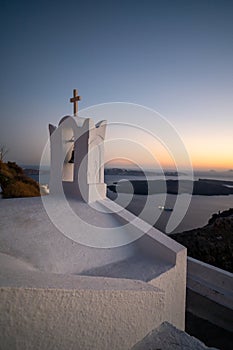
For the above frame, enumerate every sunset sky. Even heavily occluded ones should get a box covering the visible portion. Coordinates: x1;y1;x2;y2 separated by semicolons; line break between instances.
1;0;233;170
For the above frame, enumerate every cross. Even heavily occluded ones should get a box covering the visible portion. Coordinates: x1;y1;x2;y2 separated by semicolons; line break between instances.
70;89;81;116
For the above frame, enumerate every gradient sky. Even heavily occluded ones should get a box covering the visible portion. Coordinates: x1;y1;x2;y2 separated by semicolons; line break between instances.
1;0;233;170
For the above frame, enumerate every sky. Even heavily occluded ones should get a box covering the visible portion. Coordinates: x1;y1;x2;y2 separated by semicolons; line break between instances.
1;0;233;170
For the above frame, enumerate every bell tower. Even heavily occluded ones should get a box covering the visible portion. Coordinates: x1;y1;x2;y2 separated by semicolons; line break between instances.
48;91;107;202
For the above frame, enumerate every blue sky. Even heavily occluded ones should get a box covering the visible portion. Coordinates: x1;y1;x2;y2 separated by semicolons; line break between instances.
1;0;233;169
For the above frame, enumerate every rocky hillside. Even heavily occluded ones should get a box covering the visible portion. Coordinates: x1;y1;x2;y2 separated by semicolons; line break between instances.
0;161;40;198
171;209;233;273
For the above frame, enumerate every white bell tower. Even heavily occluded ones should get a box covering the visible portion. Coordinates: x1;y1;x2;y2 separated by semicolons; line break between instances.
48;90;107;203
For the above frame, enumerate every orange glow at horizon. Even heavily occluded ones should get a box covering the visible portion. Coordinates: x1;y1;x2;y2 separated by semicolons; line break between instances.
190;156;233;171
106;157;232;171
184;137;233;170
105;141;232;171
105;122;233;171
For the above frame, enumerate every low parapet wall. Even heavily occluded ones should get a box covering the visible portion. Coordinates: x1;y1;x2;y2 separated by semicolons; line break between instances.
0;276;165;350
100;198;184;265
148;247;187;331
99;199;187;331
187;257;233;332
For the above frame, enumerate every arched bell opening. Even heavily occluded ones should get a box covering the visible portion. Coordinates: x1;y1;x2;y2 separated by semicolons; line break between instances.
69;149;75;163
62;127;75;182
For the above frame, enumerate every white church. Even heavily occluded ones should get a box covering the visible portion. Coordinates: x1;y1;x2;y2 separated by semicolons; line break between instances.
0;90;231;349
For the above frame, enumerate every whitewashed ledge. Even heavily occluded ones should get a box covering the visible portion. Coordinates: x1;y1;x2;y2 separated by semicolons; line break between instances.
0;195;186;350
0;267;166;350
186;257;233;332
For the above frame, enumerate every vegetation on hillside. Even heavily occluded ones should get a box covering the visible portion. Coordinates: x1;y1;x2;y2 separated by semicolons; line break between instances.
0;161;40;198
171;209;233;273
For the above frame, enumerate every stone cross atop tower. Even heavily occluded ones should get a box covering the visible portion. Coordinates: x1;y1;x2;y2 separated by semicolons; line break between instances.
49;90;107;203
70;89;81;116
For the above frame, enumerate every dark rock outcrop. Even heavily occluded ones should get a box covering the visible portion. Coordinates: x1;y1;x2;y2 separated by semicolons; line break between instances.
171;209;233;273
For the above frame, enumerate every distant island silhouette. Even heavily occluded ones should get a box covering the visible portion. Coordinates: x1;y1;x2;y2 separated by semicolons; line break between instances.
104;168;186;177
108;178;233;196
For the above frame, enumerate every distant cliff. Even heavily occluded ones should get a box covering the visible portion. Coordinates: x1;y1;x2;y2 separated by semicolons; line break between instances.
0;161;40;198
171;208;233;273
104;168;185;177
104;168;146;176
23;168;39;175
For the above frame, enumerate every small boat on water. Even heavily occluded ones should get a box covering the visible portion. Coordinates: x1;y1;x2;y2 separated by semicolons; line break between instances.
158;206;173;212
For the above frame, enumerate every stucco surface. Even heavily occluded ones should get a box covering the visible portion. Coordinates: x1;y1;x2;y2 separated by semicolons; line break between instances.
0;197;139;274
0;196;177;279
0;196;187;349
0;286;165;350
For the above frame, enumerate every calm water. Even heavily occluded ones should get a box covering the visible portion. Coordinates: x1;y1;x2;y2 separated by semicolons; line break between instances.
106;173;233;234
26;169;233;234
107;191;233;234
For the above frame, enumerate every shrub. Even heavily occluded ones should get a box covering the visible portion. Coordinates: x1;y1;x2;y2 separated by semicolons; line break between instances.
0;161;40;198
3;181;40;198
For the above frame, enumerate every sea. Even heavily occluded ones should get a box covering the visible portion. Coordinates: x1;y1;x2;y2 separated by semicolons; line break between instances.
21;166;233;234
